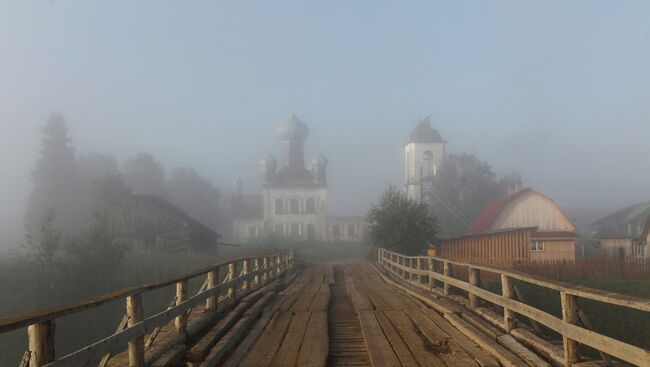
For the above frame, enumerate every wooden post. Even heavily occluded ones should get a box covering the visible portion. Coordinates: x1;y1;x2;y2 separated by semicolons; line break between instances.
206;268;218;311
262;257;269;283
561;291;580;365
175;280;188;333
27;320;54;367
468;267;479;309
242;259;250;293
377;248;382;265
254;258;261;288
126;294;145;367
501;274;516;332
428;258;435;291
276;255;282;277
416;258;422;287
227;262;236;299
443;261;450;296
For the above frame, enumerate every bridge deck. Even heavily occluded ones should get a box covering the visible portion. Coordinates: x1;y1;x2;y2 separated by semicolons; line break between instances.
108;263;545;367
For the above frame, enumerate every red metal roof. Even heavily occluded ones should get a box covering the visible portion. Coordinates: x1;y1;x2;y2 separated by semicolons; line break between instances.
470;188;534;233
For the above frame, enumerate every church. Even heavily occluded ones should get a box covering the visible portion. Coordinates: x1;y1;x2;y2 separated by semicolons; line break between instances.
232;115;367;243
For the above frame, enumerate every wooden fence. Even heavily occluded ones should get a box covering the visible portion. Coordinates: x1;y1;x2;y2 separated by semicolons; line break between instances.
0;250;296;367
378;248;650;367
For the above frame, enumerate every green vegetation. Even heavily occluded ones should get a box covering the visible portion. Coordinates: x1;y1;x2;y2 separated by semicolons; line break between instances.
367;186;438;255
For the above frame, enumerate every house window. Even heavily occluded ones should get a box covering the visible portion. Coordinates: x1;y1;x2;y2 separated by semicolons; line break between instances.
275;199;284;215
531;240;544;252
307;224;316;240
332;225;340;236
347;224;355;236
290;223;301;237
305;198;316;214
290;198;300;214
248;226;257;238
274;224;284;235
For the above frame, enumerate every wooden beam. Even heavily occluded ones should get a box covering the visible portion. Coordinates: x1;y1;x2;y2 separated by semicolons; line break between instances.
126;295;144;367
27;320;54;367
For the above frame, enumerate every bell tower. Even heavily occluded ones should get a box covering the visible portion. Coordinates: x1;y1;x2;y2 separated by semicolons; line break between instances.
405;117;446;203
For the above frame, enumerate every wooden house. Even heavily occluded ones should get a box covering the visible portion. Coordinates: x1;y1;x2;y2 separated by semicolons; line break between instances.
593;202;650;259
467;187;577;262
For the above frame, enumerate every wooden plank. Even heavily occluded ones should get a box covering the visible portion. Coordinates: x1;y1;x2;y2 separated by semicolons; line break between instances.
497;334;551;367
222;309;277;367
309;291;330;312
150;345;184;367
297;311;328;367
375;311;418;366
443;312;526;367
383;310;446;367
270;311;312;367
239;312;292;367
199;292;275;367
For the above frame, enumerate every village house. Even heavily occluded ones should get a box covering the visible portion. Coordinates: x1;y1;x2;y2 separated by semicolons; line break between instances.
592;202;650;259
469;187;578;262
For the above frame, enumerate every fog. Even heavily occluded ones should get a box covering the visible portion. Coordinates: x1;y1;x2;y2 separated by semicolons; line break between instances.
2;1;650;249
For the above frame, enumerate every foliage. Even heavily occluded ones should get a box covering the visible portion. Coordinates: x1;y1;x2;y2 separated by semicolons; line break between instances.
122;153;167;197
26;113;87;233
166;167;221;229
429;152;520;237
367;186;438;255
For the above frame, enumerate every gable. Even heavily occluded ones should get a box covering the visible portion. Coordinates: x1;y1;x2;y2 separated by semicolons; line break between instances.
489;191;575;232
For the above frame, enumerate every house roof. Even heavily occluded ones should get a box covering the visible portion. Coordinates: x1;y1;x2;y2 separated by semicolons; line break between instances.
470;188;535;233
592;201;650;237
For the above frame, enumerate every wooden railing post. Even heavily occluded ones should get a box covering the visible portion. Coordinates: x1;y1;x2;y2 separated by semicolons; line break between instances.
254;258;261;288
443;261;450;296
262;257;269;283
468;267;479;309
561;291;580;365
276;255;282;277
206;267;218;311
428;258;435;291
126;294;145;367
227;262;236;299
27;320;54;367
242;259;250;293
416;258;422;287
175;280;188;333
501;274;516;332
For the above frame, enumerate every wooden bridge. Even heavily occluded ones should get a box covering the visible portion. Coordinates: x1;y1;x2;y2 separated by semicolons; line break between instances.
2;248;650;367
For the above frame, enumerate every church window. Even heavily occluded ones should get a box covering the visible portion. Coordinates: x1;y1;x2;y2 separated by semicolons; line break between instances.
248;226;257;237
422;151;435;178
275;224;284;235
290;223;301;237
275;199;284;215
307;224;316;240
305;198;316;214
347;224;355;236
290;198;300;214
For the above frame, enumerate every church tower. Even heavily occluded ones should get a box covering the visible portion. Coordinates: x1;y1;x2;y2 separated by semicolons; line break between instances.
405;117;446;203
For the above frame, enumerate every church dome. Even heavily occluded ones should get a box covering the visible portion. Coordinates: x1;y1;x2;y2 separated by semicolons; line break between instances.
409;118;445;144
276;113;310;141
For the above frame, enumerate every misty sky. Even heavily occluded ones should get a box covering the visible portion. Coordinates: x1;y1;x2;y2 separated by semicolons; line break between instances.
2;1;650;245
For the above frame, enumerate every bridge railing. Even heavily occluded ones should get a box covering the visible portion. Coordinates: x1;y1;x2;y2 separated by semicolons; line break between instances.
377;248;650;367
0;249;296;367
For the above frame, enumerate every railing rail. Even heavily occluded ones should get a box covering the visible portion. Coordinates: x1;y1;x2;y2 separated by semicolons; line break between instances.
377;248;650;367
1;249;296;367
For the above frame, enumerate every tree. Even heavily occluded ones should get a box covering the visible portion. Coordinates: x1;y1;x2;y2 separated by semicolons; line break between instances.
122;153;166;197
26;112;87;233
429;153;503;237
367;186;438;255
166;167;221;229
